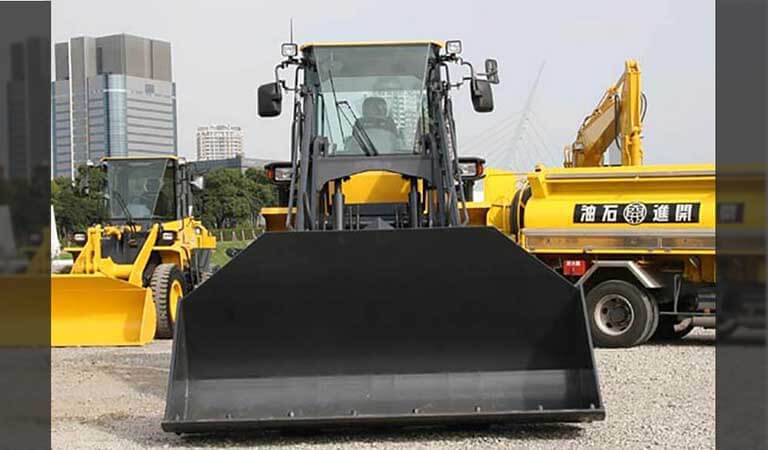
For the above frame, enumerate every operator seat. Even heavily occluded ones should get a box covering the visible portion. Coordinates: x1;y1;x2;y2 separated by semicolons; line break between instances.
357;97;398;134
348;96;400;154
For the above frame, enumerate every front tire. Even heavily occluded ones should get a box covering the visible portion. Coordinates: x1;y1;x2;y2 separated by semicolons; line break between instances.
586;280;654;348
150;264;187;339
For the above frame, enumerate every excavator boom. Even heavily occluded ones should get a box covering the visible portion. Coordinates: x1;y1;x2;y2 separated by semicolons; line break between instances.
565;60;644;167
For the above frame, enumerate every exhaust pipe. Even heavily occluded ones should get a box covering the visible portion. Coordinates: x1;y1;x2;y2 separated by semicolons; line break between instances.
692;316;716;328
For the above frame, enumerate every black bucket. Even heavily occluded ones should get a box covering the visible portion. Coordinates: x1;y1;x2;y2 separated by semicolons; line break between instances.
162;227;603;433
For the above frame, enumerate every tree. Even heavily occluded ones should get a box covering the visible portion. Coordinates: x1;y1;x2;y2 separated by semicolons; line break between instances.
195;168;277;229
196;169;252;229
52;166;108;236
244;167;277;215
1;167;50;251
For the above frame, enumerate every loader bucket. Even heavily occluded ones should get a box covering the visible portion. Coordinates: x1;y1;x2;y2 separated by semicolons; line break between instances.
0;275;50;346
51;274;156;347
163;227;603;433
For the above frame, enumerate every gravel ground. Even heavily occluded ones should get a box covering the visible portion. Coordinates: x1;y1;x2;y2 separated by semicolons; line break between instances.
52;330;715;449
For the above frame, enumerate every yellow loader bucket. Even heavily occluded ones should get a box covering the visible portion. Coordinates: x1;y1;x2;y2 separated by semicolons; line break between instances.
51;274;156;347
0;274;50;346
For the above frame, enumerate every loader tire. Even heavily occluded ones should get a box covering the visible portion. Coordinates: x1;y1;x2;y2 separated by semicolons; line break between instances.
586;280;654;348
150;264;187;339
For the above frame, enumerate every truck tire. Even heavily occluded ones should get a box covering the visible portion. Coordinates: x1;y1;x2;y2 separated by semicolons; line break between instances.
637;294;660;345
150;264;187;339
586;280;655;348
653;316;694;341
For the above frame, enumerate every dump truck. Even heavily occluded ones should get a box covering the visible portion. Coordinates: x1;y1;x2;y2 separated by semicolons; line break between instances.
52;156;216;346
163;40;603;434
465;61;716;348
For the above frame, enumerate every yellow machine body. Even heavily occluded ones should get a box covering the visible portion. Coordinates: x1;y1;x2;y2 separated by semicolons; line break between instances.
52;156;216;347
262;171;417;231
564;60;644;168
51;275;156;346
466;164;716;280
0;274;50;346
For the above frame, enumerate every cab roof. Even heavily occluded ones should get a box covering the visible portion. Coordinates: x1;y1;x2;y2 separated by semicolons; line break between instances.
101;155;181;162
300;41;443;50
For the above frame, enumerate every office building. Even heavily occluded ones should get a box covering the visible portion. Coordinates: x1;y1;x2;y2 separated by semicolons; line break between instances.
3;37;49;180
372;90;423;143
196;124;244;161
51;33;177;179
192;154;271;174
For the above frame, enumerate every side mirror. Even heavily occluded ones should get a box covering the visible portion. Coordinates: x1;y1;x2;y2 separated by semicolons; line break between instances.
470;79;494;113
485;59;499;84
257;82;283;117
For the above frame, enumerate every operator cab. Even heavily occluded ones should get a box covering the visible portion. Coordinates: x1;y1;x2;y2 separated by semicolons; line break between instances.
102;156;192;226
306;43;434;157
258;40;497;231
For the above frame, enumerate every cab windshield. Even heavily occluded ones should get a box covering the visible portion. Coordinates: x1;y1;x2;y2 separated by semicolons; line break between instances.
313;44;432;156
106;159;176;221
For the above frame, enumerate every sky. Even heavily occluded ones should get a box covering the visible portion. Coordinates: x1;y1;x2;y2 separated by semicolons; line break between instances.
52;0;714;168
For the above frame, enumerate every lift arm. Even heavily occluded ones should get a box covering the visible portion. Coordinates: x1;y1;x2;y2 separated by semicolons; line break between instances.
564;60;645;167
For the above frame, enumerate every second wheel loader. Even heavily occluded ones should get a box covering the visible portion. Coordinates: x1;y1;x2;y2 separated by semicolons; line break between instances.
164;40;603;433
52;156;216;346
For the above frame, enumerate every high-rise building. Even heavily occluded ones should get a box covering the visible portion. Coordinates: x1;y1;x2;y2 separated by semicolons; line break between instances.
51;34;177;179
371;90;424;144
196;125;244;161
2;36;49;181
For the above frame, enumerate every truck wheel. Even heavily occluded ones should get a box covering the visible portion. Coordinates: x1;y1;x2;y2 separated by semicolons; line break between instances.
653;317;694;341
150;264;187;339
586;280;654;348
638;295;660;345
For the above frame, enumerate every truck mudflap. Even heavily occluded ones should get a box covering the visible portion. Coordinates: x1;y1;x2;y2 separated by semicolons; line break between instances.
162;227;603;433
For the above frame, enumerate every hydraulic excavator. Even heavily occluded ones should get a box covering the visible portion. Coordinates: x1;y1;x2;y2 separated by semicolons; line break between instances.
51;156;216;346
163;40;603;433
564;59;645;168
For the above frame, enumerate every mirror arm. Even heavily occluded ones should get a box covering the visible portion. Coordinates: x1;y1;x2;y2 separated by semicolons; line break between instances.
477;69;499;81
460;60;475;79
444;58;477;90
274;59;303;92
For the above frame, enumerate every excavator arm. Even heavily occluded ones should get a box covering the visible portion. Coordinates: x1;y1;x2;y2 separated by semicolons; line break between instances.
564;60;645;167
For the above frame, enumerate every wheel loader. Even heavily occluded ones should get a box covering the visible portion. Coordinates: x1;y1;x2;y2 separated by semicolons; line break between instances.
52;156;216;347
163;40;603;433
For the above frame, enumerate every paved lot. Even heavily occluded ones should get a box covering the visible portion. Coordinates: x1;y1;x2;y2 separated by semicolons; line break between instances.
52;330;715;449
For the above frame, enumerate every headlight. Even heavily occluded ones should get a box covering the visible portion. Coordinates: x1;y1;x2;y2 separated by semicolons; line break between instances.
72;232;87;244
458;161;478;177
159;230;177;244
446;40;462;55
457;158;485;179
281;43;298;58
274;167;292;182
265;162;293;184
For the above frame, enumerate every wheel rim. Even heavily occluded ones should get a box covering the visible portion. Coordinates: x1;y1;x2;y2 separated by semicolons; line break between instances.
594;294;635;336
169;280;183;323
